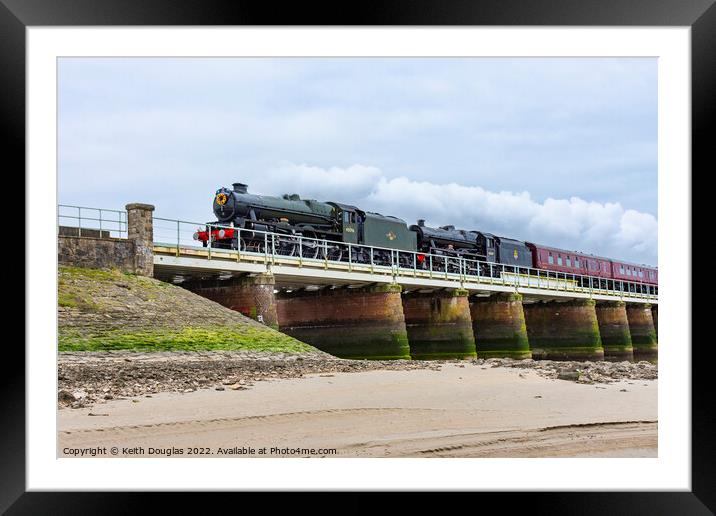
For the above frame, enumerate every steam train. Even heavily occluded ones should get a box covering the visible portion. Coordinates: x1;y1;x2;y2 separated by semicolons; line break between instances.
195;183;658;291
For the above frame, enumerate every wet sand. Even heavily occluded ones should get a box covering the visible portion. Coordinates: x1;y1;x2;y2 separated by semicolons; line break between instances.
58;364;657;458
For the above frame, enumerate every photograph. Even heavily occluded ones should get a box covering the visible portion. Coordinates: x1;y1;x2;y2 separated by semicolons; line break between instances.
5;8;703;506
56;56;660;459
0;0;707;504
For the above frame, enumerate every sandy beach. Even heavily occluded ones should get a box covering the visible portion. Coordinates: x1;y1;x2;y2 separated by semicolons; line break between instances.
58;362;657;458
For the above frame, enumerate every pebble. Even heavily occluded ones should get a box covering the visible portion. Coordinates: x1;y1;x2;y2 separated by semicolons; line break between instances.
57;351;657;409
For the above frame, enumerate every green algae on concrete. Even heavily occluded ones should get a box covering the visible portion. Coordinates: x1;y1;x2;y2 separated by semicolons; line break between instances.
469;292;532;359
522;298;604;361
595;301;634;361
276;283;411;360
59;326;314;353
402;289;477;360
282;324;411;360
58;266;317;354
626;303;658;359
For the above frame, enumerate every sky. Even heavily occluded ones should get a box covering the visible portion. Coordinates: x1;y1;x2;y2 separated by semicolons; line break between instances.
58;57;657;265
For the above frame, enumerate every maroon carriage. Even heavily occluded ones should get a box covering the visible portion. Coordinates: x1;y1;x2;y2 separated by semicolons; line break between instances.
525;243;612;279
610;260;658;286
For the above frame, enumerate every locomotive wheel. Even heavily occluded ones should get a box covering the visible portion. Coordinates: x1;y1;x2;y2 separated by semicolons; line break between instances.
398;252;414;269
447;259;461;274
350;248;369;264
373;251;392;267
247;241;265;254
301;243;320;259
326;246;343;262
276;238;298;256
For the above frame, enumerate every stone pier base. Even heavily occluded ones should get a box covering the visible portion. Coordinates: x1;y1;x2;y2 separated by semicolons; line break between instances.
276;284;411;360
626;303;658;359
184;273;278;329
402;289;476;360
523;299;604;361
595;301;634;361
469;293;531;359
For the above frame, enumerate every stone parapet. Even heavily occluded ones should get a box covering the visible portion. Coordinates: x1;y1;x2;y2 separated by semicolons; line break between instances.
58;235;135;273
57;202;156;277
402;289;476;360
126;203;155;277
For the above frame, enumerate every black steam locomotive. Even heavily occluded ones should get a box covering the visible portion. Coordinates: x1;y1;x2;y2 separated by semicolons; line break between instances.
195;182;532;273
194;182;657;297
196;183;417;266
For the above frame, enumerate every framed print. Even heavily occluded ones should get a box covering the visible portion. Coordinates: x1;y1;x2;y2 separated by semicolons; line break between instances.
5;0;712;512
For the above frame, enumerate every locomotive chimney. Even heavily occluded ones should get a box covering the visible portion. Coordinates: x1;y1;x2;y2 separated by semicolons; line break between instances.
417;219;425;227
233;183;248;194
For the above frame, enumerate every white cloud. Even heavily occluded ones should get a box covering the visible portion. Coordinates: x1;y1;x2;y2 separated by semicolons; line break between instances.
252;163;657;265
57;57;657;265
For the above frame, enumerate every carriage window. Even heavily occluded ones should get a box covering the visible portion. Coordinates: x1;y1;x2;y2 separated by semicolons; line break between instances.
620;265;624;274
574;258;580;268
639;270;644;278
343;212;350;223
566;257;571;267
548;253;554;264
557;255;563;266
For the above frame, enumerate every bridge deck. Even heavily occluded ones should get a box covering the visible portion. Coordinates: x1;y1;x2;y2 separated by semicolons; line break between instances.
153;245;657;304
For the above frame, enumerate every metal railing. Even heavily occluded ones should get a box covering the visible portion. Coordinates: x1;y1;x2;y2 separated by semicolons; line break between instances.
58;205;128;239
152;217;658;301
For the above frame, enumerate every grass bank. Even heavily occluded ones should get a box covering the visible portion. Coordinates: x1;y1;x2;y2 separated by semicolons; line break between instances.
58;266;318;354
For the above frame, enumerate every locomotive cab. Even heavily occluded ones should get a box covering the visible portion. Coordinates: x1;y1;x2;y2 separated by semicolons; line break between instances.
328;202;364;245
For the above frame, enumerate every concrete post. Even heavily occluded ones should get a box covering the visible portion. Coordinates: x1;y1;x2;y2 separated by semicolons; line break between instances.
402;289;476;360
522;299;604;361
469;293;531;359
125;203;155;277
276;283;410;360
626;303;658;359
184;273;279;329
595;301;634;361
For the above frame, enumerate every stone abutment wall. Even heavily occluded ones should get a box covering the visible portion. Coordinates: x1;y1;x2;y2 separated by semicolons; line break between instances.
183;273;279;329
58;203;155;276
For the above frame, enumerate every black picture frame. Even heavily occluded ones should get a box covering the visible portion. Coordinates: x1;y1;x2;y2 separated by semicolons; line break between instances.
5;0;710;512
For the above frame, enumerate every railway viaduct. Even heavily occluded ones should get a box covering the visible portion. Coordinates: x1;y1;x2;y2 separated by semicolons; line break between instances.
58;203;658;361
